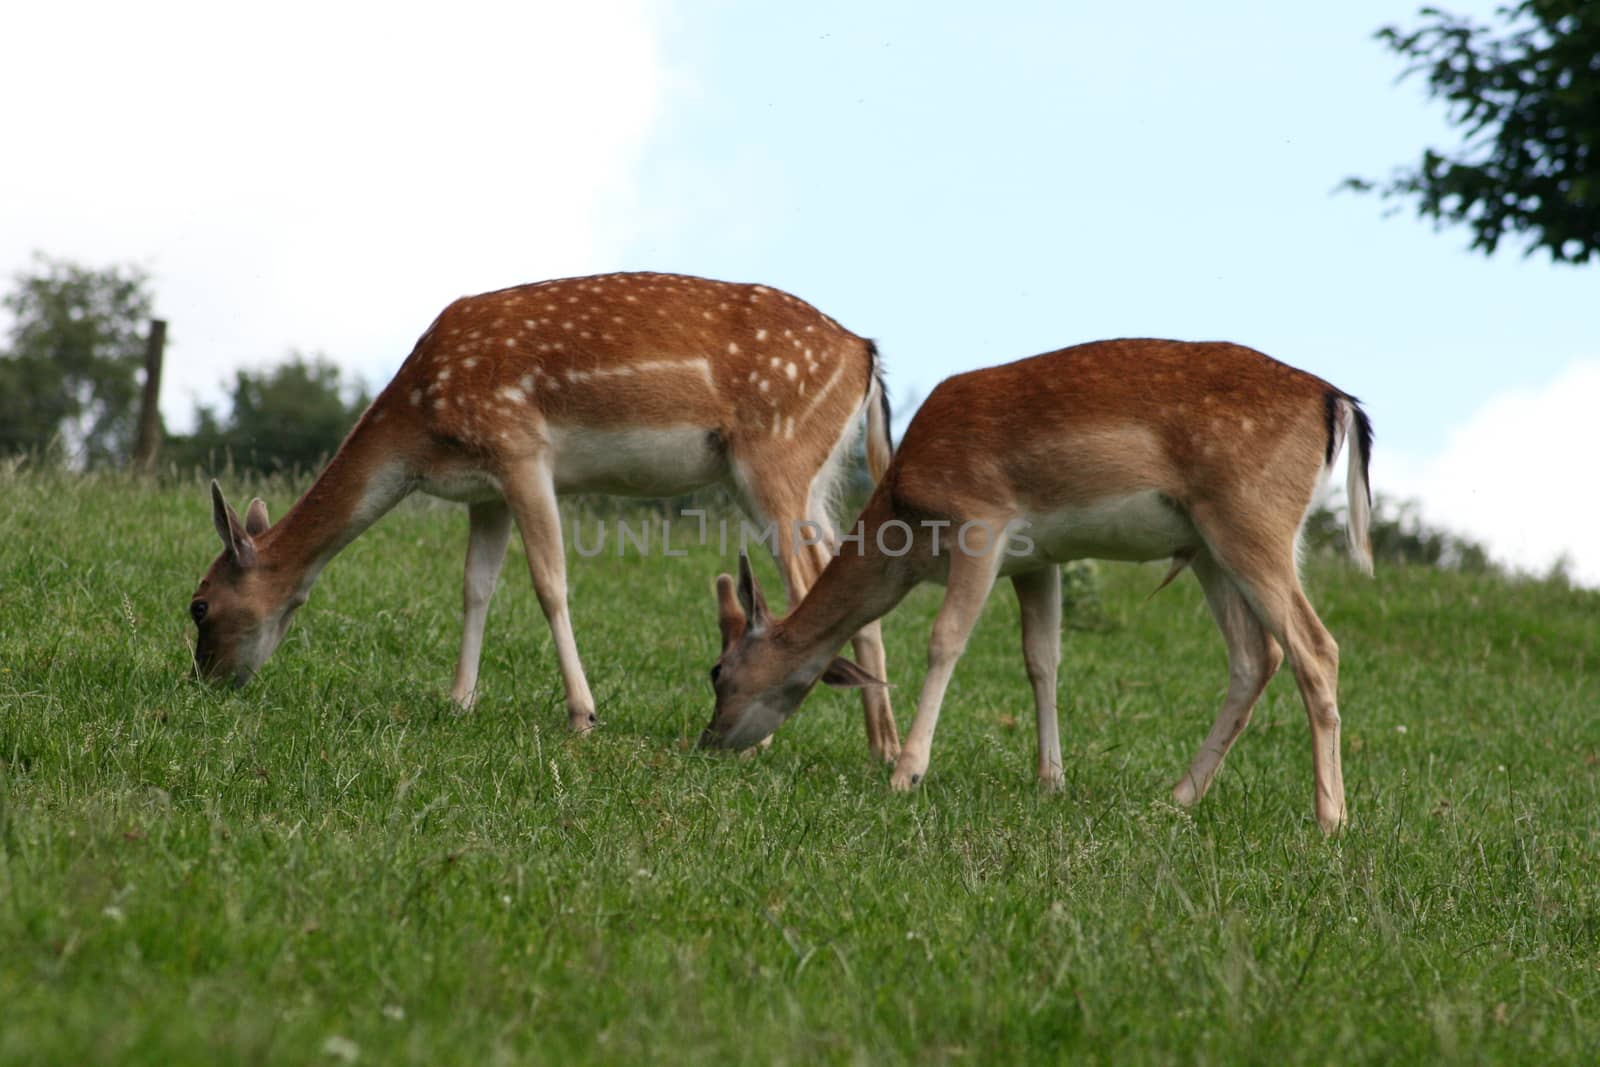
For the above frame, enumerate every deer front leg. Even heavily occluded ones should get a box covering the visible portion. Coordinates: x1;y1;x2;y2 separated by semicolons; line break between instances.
890;545;1003;791
1012;565;1064;791
450;499;514;709
502;461;598;733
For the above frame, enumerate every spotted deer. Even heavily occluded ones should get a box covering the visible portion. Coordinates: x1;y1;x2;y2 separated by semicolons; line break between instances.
190;272;900;759
701;339;1374;832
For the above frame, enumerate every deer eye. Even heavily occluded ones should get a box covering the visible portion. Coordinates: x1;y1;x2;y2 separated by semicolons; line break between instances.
190;600;208;624
709;664;722;685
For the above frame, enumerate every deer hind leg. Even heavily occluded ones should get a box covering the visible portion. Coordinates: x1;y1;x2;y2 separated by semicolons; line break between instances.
732;457;900;762
1012;565;1064;791
890;537;1005;791
800;516;900;764
1192;507;1345;833
450;499;515;709
1172;550;1284;808
501;460;597;734
796;450;899;761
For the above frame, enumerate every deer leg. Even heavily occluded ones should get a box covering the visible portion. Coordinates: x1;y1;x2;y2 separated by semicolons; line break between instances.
890;541;1004;791
450;499;514;709
501;461;597;733
1172;551;1283;808
1012;565;1064;791
1282;589;1345;833
1192;510;1345;832
801;518;901;763
730;462;900;760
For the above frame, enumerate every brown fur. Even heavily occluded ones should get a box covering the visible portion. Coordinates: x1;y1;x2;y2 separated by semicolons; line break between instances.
189;272;900;757
703;339;1373;833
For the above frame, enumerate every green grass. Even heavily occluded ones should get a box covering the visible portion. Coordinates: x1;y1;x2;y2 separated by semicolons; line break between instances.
2;471;1598;1065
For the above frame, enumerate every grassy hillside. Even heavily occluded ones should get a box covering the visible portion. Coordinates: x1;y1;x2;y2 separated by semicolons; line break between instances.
2;472;1597;1065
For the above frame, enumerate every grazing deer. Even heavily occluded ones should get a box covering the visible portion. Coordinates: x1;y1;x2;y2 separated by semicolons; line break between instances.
700;339;1374;832
190;272;901;759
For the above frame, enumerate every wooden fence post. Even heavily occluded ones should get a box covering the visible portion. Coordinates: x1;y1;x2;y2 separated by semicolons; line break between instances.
132;318;167;470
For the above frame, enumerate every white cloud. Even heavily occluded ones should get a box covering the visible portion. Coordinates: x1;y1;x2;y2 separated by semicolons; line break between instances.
1379;360;1600;586
0;0;668;427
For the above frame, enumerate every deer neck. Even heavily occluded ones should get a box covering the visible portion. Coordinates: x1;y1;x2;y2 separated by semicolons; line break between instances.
257;406;416;605
774;494;924;674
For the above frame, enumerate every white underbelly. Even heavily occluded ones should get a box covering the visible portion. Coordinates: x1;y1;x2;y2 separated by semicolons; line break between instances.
417;467;504;504
1002;490;1198;573
548;424;728;496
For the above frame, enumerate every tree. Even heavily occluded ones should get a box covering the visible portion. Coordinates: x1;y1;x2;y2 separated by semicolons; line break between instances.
0;255;155;464
167;354;370;476
1302;494;1494;573
1346;2;1600;263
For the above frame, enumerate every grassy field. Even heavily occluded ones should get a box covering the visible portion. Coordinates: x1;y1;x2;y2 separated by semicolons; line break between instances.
2;471;1598;1065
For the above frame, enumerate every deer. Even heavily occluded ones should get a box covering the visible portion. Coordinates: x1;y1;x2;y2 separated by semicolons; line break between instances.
699;338;1374;833
189;272;901;761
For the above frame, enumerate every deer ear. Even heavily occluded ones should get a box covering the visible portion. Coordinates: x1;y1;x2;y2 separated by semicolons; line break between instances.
736;552;771;636
715;573;746;649
820;657;886;689
210;481;258;568
244;497;270;537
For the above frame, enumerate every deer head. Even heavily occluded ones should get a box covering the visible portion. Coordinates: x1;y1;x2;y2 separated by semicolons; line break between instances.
189;481;295;687
699;553;883;750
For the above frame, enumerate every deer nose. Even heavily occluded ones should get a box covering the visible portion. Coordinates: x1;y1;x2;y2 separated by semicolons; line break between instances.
697;727;722;749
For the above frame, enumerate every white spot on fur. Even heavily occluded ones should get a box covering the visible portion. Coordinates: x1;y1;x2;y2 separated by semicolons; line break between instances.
755;329;768;342
727;342;739;355
409;389;422;406
499;386;527;404
784;362;797;380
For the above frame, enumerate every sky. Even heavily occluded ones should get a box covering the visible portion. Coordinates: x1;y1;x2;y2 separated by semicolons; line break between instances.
2;0;1594;584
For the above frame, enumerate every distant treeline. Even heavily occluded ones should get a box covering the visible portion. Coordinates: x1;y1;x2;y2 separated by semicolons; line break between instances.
7;253;1537;583
1;254;366;476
